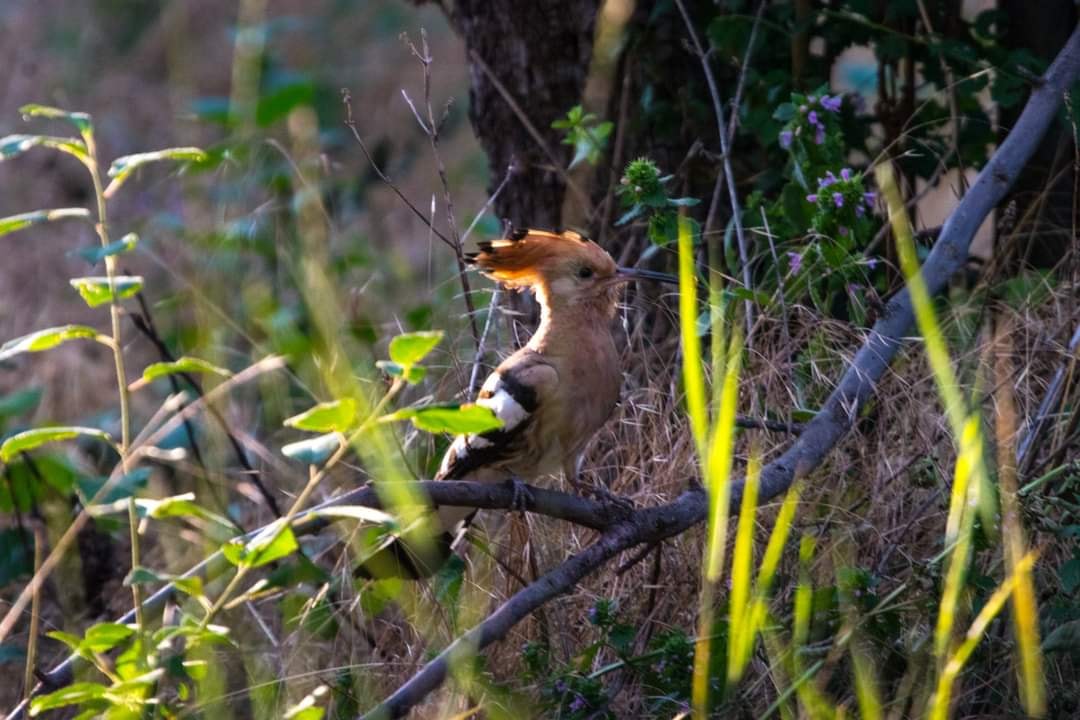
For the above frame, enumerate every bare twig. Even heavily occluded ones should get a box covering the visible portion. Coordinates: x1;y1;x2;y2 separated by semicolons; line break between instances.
402;30;481;350
1016;319;1080;475
341;89;453;249
674;0;755;341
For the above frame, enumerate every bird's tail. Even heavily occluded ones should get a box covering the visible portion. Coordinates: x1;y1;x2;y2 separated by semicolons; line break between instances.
354;500;477;580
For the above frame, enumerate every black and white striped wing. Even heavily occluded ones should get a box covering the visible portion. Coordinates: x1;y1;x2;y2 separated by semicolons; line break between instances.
436;360;556;481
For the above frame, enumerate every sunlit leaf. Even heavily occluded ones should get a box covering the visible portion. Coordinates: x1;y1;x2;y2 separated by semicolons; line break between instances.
80;622;135;653
388;330;443;366
282;433;340;464
105;147;209;196
0;426;114;462
0;324;101;364
406;404;503;434
69;276;143;307
284;399;356;433
0;208;92;238
19;103;93;133
0;134;89;163
223;524;299;568
72;232;138;266
29;682;108;715
142;356;231;383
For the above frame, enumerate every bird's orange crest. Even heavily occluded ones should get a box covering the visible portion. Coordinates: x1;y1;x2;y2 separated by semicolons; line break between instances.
465;228;616;290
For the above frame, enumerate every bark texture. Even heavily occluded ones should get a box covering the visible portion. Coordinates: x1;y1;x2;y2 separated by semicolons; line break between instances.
451;0;601;230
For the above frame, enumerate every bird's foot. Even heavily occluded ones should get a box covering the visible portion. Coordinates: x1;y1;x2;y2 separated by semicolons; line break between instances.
590;485;634;521
505;476;534;515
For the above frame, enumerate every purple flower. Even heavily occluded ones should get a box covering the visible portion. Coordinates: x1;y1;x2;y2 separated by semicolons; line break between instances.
555;680;568;694
787;251;803;275
855;204;865;218
864;191;877;207
808;110;820;127
821;95;842;113
840;167;853;181
569;696;587;713
815;125;826;145
832;192;844;208
867;257;879;270
838;226;849;236
818;172;836;188
779;129;793;149
807;95;817;105
806;193;818;203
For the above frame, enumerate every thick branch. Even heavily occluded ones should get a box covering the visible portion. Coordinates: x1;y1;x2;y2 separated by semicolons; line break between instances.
359;25;1080;719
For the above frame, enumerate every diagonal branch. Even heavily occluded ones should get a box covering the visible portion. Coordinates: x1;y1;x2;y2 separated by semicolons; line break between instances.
357;25;1080;719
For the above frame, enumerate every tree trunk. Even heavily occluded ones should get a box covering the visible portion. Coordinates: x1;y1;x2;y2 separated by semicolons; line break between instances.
450;0;601;230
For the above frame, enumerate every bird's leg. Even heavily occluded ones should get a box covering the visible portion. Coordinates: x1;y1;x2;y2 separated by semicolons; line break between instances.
504;475;534;515
563;460;634;520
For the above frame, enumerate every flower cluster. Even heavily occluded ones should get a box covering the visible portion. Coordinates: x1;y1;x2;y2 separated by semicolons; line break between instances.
778;92;843;150
804;167;876;245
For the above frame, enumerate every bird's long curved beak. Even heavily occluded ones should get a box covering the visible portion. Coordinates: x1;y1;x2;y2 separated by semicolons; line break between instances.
615;266;679;285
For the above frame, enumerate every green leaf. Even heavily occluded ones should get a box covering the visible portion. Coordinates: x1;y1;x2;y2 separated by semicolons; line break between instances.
0;325;101;364
388;330;443;366
282;433;341;464
1043;620;1080;654
667;197;701;207
105;147;208;196
77;468;151;505
615;204;645;227
69;276;143;307
19;103;93;134
0;134;89;163
81;622;135;653
72;232;138;266
142;356;231;383
407;404;503;434
0;208;92;238
0;387;42;420
0;426;114;462
30;682;108;714
124;566;167;587
284;398;357;433
376;360;426;384
772;102;796;122
223;525;299;568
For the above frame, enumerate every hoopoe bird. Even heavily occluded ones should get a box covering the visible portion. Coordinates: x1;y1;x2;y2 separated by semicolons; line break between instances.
360;228;674;579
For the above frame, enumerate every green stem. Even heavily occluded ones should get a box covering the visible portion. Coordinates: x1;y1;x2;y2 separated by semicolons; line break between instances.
84;133;131;459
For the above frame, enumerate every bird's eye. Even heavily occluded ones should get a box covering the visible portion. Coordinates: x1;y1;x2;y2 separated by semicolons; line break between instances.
577;266;594;279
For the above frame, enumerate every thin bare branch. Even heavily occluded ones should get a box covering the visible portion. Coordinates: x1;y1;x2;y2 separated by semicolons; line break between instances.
673;0;755;339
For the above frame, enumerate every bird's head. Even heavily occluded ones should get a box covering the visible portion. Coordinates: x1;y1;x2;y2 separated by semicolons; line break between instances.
466;228;674;313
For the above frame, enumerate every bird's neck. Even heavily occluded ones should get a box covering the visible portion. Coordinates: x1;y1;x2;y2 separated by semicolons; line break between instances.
529;291;617;355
